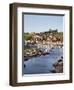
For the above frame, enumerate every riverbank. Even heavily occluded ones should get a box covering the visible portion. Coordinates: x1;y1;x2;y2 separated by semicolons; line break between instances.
50;56;63;73
24;48;50;61
23;47;63;74
24;43;63;61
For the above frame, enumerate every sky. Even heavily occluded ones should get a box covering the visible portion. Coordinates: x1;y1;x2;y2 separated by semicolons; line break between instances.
24;14;64;33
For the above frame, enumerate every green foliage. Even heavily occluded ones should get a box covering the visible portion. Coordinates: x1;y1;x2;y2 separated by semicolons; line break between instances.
49;29;58;33
24;29;63;42
24;33;32;40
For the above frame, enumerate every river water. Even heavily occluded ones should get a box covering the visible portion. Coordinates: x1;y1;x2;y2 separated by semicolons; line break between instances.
23;47;63;74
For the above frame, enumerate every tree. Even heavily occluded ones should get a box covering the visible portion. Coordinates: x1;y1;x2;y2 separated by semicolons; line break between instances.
24;33;32;40
49;29;58;33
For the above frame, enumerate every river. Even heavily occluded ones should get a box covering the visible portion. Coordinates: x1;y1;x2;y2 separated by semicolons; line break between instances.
23;47;63;74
